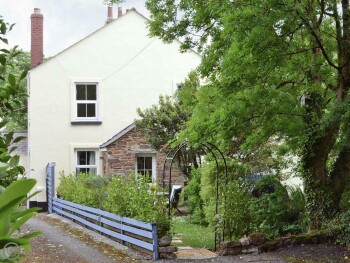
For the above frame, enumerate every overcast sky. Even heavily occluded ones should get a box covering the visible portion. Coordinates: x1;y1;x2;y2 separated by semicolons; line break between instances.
0;0;149;56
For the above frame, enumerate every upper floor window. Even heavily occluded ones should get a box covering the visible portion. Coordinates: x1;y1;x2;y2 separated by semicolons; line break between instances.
74;83;98;121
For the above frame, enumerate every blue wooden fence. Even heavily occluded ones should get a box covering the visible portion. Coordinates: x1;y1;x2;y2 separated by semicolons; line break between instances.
46;163;159;260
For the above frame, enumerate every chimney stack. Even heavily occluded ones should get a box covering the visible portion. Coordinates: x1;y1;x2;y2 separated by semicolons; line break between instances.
31;8;44;68
118;7;122;18
106;6;113;24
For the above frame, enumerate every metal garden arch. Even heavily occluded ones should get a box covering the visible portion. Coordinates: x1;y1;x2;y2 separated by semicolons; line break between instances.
161;140;228;251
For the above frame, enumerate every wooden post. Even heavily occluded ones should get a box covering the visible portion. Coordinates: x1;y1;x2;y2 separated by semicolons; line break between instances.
151;223;159;260
47;163;55;213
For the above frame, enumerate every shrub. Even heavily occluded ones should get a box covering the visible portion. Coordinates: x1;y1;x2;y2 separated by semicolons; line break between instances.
103;173;170;237
323;210;350;247
199;159;250;239
57;173;170;237
57;173;108;208
182;169;207;225
339;186;350;211
224;178;254;239
250;176;307;237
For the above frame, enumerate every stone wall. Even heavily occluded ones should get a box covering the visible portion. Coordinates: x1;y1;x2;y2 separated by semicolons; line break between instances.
102;129;184;185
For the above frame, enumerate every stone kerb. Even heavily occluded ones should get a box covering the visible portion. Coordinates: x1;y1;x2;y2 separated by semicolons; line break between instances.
218;231;331;256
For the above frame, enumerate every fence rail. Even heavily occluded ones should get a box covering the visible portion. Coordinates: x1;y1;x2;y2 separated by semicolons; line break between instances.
46;163;159;260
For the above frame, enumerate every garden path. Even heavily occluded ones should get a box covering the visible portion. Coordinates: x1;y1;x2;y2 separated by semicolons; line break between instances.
21;213;350;263
21;213;140;263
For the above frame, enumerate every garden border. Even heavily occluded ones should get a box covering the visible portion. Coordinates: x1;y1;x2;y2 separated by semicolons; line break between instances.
46;162;159;260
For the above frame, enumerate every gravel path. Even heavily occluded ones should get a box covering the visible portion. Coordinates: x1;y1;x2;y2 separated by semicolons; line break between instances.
21;214;140;263
20;213;350;263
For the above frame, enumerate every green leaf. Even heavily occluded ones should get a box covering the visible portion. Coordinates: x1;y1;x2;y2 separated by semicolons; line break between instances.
19;70;27;80
0;22;6;34
7;74;15;86
12;136;25;143
0;179;36;211
9;212;37;235
0;55;6;66
20;231;42;240
11;207;41;221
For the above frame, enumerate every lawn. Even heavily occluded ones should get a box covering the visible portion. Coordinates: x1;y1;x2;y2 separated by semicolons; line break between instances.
171;216;215;249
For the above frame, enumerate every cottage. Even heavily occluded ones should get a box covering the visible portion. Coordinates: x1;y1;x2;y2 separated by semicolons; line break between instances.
27;7;200;210
100;123;184;185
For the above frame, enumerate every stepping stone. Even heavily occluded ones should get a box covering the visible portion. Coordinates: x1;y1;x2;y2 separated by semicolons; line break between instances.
175;248;218;260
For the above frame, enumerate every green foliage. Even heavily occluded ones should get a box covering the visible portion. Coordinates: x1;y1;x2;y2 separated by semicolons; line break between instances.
323;211;350;247
135;71;199;151
0;121;26;187
188;163;307;239
57;173;170;237
0;179;41;262
248;176;308;238
0;18;26;187
2;50;30;131
224;178;254;239
182;169;206;225
133;0;350;228
57;173;109;208
339;186;350;211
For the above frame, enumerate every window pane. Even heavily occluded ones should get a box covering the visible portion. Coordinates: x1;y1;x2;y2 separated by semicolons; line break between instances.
86;85;97;100
145;157;152;169
76;85;86;100
77;151;87;165
77;104;86;117
89;168;97;175
145;169;152;176
76;168;88;174
86;151;96;165
137;157;144;169
86;104;96;117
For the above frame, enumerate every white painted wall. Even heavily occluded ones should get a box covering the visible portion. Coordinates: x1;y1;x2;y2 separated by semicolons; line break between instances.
28;10;201;202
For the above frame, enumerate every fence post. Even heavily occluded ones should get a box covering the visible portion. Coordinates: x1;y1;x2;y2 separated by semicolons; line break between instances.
47;162;55;213
151;223;159;260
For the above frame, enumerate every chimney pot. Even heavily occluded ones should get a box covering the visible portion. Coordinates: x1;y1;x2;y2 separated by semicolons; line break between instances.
118;7;122;17
31;8;44;68
106;6;113;24
107;6;113;18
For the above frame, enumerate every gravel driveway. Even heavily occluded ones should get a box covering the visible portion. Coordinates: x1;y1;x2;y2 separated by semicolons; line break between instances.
20;213;350;263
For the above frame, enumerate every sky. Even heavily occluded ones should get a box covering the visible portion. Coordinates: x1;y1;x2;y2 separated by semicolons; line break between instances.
0;0;149;56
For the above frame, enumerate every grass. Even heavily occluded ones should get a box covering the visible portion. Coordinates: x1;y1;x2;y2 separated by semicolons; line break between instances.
171;216;214;249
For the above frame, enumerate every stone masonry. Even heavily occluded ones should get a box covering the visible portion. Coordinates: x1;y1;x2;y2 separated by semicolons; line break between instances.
101;128;184;185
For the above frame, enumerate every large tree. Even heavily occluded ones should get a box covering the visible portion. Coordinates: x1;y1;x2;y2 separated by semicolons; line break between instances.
109;0;350;229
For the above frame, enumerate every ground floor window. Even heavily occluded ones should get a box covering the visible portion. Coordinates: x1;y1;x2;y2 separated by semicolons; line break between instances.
75;150;97;175
136;155;155;182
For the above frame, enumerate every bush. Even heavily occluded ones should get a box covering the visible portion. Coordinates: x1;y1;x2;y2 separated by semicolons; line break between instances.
182;169;207;225
189;162;308;240
224;178;254;239
250;176;307;237
57;173;108;208
199;159;250;239
339;186;350;211
323;210;350;247
57;173;170;237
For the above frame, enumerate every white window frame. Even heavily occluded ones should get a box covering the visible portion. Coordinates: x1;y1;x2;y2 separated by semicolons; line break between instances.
72;81;100;122
74;149;99;175
135;154;156;182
